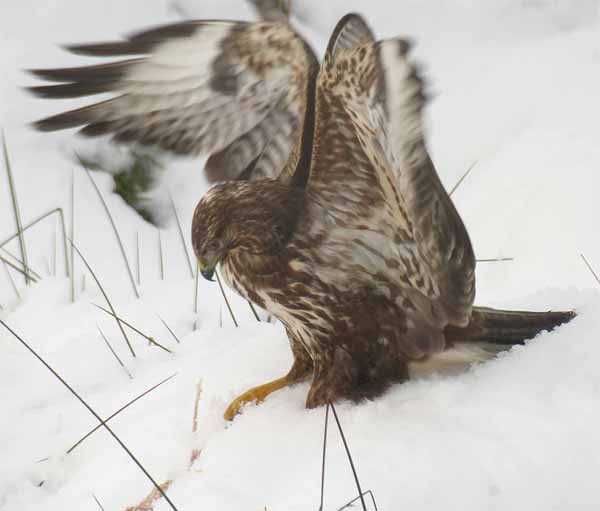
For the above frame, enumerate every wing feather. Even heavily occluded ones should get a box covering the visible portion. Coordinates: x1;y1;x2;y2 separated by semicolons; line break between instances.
309;14;475;351
29;19;318;183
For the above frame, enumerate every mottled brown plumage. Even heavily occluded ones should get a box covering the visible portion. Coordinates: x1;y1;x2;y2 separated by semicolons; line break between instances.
30;12;574;415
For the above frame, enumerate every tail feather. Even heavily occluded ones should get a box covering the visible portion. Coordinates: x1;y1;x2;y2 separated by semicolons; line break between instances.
444;306;576;345
410;306;575;378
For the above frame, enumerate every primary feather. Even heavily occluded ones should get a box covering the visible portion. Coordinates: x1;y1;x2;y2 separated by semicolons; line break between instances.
29;18;318;183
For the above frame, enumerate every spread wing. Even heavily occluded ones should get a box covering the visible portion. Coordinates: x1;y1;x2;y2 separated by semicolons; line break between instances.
308;14;475;354
28;19;318;183
248;0;291;22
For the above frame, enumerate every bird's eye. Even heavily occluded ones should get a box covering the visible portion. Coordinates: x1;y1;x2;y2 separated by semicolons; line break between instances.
207;240;222;252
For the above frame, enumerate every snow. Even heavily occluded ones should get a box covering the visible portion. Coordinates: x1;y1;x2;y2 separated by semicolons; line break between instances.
1;1;600;510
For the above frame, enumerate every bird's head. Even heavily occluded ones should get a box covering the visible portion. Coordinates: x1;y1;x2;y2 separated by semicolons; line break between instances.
191;180;302;281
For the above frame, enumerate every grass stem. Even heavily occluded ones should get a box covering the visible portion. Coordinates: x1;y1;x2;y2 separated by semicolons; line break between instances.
248;301;261;322
97;325;132;379
70;239;136;357
2;132;30;285
477;257;514;263
449;160;478;197
156;314;181;344
66;373;177;454
70;172;75;302
91;493;105;511
168;191;194;278
158;229;164;280
52;220;57;277
330;403;367;511
194;264;199;330
0;320;179;511
0;207;69;277
216;270;238;327
136;230;141;286
93;304;172;354
2;259;21;299
580;253;600;286
78;156;139;299
1;248;41;280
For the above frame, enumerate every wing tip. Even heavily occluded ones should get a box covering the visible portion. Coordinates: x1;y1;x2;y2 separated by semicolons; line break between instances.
64;42;143;57
28;68;62;82
30;118;59;132
326;13;374;59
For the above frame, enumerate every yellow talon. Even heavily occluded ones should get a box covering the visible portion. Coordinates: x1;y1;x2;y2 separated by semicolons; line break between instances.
224;376;292;421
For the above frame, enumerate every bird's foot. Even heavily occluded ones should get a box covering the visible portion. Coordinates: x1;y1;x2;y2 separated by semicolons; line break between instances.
224;375;292;421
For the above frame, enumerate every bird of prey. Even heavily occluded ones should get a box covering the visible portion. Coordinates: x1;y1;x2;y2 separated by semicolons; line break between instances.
29;12;574;420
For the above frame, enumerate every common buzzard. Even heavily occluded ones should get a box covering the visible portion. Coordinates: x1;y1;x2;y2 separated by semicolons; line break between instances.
30;12;574;420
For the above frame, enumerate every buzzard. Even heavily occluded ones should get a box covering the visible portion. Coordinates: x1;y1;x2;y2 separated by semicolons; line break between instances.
30;12;574;420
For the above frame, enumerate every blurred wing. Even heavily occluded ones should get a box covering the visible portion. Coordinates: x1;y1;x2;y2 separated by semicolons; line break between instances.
248;0;291;22
309;14;475;333
29;19;318;183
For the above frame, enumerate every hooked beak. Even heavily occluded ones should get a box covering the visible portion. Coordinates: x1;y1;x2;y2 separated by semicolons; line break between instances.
198;257;219;282
199;261;216;282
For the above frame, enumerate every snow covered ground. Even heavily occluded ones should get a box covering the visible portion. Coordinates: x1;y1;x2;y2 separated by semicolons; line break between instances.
1;1;600;510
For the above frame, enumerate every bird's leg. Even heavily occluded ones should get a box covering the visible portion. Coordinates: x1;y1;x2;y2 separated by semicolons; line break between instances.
305;353;340;409
224;333;313;421
305;343;410;409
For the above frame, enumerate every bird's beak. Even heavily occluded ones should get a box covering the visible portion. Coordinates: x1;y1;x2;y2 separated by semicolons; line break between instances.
198;261;216;282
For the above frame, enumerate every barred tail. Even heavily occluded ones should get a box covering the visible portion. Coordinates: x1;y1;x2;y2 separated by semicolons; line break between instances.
409;306;575;378
444;306;576;345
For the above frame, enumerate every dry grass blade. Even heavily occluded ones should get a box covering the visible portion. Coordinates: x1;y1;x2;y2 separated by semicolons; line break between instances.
216;270;238;327
136;231;141;286
318;403;330;511
92;493;106;511
1;249;41;281
250;0;292;21
97;325;132;379
248;301;261;322
58;207;70;277
329;403;367;511
2;259;21;299
2;254;39;283
52;221;57;277
70;171;75;302
43;256;51;276
193;264;199;331
337;490;379;511
2;132;30;285
0;207;69;277
449;160;478;197
168;191;194;278
0;320;180;511
168;1;190;19
580;253;600;286
477;257;514;263
93;304;172;354
158;229;164;280
70;239;136;357
78;155;140;299
66;373;177;454
156;314;181;344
